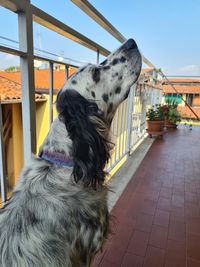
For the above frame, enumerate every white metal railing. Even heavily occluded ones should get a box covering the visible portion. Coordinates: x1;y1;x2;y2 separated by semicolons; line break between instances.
106;84;162;172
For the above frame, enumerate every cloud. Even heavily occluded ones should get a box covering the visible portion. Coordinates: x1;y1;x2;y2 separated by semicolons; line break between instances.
0;53;19;70
162;65;200;76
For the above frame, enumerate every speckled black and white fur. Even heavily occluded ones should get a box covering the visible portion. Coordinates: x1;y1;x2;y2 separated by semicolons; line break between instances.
0;39;141;267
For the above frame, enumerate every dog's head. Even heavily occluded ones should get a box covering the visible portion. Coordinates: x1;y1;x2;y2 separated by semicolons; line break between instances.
59;39;142;122
56;39;141;188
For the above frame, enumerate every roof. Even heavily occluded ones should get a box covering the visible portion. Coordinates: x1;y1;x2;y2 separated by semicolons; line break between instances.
0;67;77;91
141;68;154;74
178;106;200;119
163;78;200;83
162;84;200;94
0;76;45;103
0;67;77;103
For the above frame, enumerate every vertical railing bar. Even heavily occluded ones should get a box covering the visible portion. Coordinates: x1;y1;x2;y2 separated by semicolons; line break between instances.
125;99;129;152
65;65;69;81
118;104;123;159
126;86;134;154
114;108;119;162
122;102;126;155
110;119;115;167
0;103;7;204
97;49;100;64
18;2;36;164
49;62;54;126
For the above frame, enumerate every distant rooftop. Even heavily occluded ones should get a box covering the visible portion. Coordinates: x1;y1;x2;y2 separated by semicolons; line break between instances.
0;67;77;103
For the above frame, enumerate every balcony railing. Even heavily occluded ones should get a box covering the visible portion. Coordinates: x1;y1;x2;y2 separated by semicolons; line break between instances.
0;0;162;204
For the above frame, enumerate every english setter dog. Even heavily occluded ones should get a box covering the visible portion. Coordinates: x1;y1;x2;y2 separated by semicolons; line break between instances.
0;39;141;267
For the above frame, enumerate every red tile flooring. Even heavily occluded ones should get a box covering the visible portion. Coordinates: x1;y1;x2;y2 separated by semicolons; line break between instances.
92;126;200;267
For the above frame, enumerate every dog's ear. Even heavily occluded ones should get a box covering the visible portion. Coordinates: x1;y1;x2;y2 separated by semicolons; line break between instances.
56;89;111;189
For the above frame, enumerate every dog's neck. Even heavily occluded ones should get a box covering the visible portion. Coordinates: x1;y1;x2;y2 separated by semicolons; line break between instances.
39;118;73;166
40;150;74;167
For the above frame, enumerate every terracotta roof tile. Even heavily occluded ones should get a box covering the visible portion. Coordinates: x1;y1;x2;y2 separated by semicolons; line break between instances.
0;76;45;102
163;84;200;94
0;68;77;91
178;106;200;119
0;67;77;103
141;68;154;74
163;78;200;83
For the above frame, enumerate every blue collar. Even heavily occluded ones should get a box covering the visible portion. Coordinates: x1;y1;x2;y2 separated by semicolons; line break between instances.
40;151;74;168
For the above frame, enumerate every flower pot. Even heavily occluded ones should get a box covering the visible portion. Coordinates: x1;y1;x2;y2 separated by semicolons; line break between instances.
147;120;165;132
165;119;177;129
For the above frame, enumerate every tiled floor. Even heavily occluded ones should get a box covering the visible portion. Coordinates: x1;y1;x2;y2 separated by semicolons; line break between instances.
92;126;200;267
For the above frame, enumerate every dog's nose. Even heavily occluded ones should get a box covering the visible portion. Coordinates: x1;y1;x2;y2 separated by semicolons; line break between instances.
123;39;138;50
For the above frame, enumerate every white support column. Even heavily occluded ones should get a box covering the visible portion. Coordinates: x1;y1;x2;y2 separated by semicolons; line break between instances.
49;62;54;126
18;1;36;164
0;103;7;204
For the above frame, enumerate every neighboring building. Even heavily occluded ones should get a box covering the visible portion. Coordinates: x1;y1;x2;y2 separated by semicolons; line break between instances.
162;78;200;119
0;67;77;191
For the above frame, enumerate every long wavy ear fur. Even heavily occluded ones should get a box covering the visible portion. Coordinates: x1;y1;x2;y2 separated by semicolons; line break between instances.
56;89;111;189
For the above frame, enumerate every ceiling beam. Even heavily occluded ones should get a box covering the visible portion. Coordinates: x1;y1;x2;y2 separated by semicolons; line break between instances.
71;0;126;43
31;5;110;57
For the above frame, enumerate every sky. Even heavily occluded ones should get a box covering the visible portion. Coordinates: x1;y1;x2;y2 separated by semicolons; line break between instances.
0;0;200;76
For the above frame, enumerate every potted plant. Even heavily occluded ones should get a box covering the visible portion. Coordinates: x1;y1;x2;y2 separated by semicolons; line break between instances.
165;104;181;128
146;104;165;132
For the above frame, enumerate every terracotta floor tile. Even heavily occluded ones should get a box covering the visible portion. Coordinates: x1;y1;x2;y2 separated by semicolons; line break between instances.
127;230;149;256
185;192;198;205
121;253;144;267
131;230;149;243
185;204;200;220
187;258;200;267
99;259;120;267
103;247;126;265
186;218;200;235
170;206;185;223
165;248;186;267
160;187;173;199
171;194;185;208
187;234;200;261
168;221;186;242
149;225;168;249
135;213;154;233
143;246;165;267
157;197;171;212
166;239;186;254
154;209;170;227
92;127;200;266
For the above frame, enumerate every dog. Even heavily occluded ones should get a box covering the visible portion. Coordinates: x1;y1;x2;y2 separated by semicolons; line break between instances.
0;39;141;267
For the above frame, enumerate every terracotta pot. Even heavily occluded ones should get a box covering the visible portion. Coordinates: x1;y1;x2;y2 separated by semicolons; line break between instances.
147;120;165;132
165;119;177;129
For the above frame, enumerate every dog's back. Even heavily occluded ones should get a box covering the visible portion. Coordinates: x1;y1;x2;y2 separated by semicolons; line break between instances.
0;157;109;267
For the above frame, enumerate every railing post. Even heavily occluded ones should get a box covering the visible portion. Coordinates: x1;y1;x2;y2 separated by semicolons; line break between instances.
97;49;99;64
140;84;147;133
126;85;135;155
49;62;54;126
0;103;7;204
65;65;69;81
18;1;36;164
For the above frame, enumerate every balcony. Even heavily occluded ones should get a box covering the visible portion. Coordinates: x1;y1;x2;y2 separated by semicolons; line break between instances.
92;125;200;267
0;1;200;267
